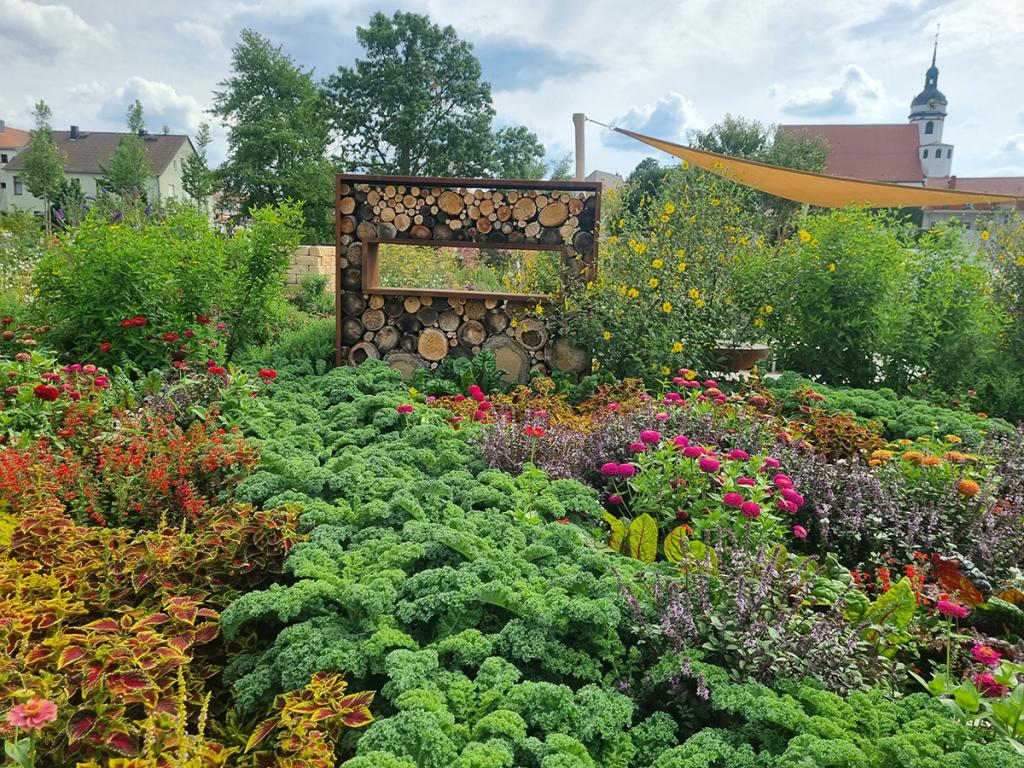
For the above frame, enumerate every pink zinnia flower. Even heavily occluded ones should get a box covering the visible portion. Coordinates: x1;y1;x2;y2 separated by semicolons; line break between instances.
749;395;768;407
673;436;689;448
974;673;1008;697
665;392;682;402
616;464;636;478
82;364;97;374
655;412;670;421
33;384;60;401
397;404;414;414
471;390;486;402
629;441;646;453
736;477;756;487
703;379;718;387
722;492;744;508
184;329;195;338
607;494;623;505
472;410;487;422
640;430;661;444
478;400;492;411
6;697;58;729
15;353;31;362
728;449;749;461
601;462;619;477
93;376;110;389
683;445;704;459
453;395;466;402
777;499;798;514
607;402;621;412
534;411;549;419
740;501;761;518
773;473;794;489
68;391;81;401
971;644;1001;666
763;457;781;468
936;600;969;619
781;487;805;508
792;525;808;539
699;457;720;473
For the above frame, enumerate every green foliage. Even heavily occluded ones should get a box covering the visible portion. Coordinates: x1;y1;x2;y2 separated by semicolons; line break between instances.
878;223;1002;394
235;315;336;378
324;11;545;178
34;203;227;369
568;166;764;380
220;201;304;355
0;209;46;297
212;29;334;242
98;101;153;200
739;208;906;387
19;100;66;238
765;372;1013;444
287;273;334;315
182;122;215;211
411;350;507;396
33;200;301;367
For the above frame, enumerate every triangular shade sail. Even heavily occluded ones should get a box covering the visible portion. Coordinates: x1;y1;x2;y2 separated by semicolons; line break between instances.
612;127;1022;209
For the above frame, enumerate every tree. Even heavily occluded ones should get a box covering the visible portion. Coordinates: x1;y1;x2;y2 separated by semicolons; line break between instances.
99;102;153;200
212;29;334;242
182;122;215;212
489;126;546;178
324;11;545;177
689;114;829;236
127;99;145;134
20;100;66;238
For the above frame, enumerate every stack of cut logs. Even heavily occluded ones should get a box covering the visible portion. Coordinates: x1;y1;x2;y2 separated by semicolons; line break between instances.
336;178;599;383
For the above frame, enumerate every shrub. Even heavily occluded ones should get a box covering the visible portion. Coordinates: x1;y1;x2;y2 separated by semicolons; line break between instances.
742;208;906;387
34;203;229;370
287;273;334;315
566;170;764;380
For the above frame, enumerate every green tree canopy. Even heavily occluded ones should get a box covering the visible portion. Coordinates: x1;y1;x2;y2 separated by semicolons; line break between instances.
20;100;66;237
212;29;334;242
98;101;153;200
182;122;215;212
324;11;545;177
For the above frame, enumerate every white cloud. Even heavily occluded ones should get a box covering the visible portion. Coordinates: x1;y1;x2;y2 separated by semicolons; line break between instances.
0;0;112;56
779;65;886;118
174;19;223;50
1000;133;1024;155
101;77;206;134
602;92;705;150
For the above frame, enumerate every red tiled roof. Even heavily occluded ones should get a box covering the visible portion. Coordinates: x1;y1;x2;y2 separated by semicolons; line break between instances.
779;124;923;183
0;125;31;150
924;176;1024;210
4;131;190;175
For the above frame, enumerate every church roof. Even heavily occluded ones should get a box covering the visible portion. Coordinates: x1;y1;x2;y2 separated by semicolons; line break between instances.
911;42;946;109
924;176;1024;210
778;124;924;183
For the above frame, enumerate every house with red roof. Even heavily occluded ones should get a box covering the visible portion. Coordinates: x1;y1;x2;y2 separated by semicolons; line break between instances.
0;122;201;215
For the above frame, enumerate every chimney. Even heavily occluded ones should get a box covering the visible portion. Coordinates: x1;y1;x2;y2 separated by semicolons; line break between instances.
137;128;147;137
70;125;80;140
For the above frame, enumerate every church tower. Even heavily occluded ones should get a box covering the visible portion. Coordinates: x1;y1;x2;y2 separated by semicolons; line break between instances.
909;34;953;178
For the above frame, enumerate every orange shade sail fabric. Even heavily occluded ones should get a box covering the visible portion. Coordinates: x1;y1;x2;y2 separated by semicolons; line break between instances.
613;127;1022;209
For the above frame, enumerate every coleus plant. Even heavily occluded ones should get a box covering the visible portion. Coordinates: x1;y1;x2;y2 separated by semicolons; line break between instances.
245;672;375;768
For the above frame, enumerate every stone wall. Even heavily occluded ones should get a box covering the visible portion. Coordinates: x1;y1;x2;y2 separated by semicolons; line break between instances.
335;174;601;383
286;245;336;294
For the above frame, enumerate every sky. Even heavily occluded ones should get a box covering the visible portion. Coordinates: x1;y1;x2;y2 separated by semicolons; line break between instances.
2;0;1022;179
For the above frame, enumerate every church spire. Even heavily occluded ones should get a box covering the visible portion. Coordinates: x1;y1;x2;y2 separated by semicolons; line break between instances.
932;24;939;68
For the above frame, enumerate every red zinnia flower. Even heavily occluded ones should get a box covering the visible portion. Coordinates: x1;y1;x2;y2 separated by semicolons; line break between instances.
396;404;414;414
207;366;227;376
971;644;1001;666
162;333;179;342
258;369;277;380
99;341;112;352
196;314;212;324
33;383;60;401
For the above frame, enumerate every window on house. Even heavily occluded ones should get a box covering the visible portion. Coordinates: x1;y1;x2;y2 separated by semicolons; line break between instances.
923;149;929;159
13;176;23;195
0;182;6;190
934;149;941;158
925;121;934;134
0;153;7;164
947;149;952;158
168;184;175;198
